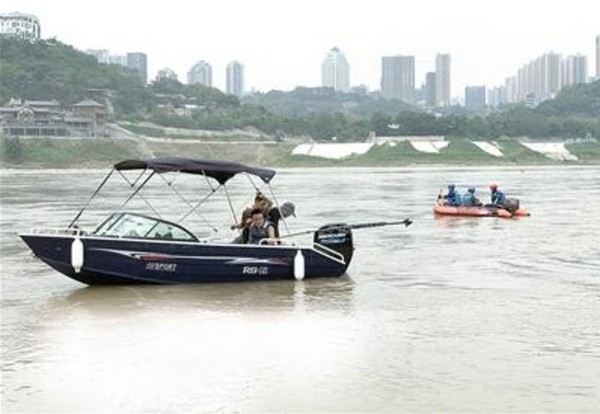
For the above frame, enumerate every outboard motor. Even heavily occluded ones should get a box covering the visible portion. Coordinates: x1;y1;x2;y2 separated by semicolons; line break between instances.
504;198;520;212
314;223;354;270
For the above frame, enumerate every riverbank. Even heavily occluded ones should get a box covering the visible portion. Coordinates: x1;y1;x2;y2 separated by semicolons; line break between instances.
1;136;598;168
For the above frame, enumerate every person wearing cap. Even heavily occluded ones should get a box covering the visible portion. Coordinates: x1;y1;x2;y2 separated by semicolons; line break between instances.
489;184;506;207
267;202;296;238
462;187;482;207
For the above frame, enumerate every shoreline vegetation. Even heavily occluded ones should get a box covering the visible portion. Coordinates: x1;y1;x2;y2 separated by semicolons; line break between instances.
1;135;598;169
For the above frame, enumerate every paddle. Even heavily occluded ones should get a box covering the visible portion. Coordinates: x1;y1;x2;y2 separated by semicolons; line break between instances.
279;218;413;239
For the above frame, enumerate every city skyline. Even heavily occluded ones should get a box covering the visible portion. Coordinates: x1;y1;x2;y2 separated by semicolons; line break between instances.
2;0;599;97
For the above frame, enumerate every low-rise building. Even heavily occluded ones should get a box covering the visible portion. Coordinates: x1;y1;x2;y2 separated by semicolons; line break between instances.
0;99;107;137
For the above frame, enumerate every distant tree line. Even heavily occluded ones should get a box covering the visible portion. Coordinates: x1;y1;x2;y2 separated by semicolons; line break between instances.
1;37;599;141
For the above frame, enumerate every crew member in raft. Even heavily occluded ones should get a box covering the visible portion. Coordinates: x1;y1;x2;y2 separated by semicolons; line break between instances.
489;184;506;207
462;187;483;207
248;208;276;245
441;184;460;206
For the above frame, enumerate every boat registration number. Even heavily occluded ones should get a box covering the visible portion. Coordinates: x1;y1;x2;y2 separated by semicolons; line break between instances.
242;266;269;275
145;262;177;272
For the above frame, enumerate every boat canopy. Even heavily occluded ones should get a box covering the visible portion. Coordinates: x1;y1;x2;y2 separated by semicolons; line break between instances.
114;157;276;184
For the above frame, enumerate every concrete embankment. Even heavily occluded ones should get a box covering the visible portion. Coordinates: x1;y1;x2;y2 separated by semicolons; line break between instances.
1;135;598;168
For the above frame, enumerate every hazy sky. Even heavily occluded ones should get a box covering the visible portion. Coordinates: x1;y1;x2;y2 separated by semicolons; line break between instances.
4;0;599;98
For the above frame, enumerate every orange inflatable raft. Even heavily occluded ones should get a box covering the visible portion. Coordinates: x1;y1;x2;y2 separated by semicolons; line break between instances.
433;202;530;218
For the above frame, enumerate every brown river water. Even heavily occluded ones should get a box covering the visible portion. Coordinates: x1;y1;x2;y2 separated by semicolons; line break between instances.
1;166;599;413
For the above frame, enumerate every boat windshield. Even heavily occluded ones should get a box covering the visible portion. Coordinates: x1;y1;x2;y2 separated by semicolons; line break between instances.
93;213;198;241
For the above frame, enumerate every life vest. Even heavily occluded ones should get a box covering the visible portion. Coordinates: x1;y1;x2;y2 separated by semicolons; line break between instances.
492;190;506;205
462;192;476;206
249;221;274;244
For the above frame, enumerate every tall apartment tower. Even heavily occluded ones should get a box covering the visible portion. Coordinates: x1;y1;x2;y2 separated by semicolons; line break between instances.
541;52;561;99
435;54;451;107
126;52;148;84
425;72;436;107
321;47;350;92
187;61;213;87
505;76;517;103
465;86;486;110
226;61;244;97
381;55;415;103
561;55;588;87
0;12;41;40
596;35;600;79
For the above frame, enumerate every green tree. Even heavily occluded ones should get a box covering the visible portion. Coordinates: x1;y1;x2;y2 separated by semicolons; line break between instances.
2;137;23;161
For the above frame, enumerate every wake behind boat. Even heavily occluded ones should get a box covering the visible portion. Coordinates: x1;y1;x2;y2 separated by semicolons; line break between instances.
20;157;411;285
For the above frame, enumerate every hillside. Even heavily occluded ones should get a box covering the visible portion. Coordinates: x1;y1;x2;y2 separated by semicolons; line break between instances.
243;86;416;117
536;80;600;117
0;37;149;115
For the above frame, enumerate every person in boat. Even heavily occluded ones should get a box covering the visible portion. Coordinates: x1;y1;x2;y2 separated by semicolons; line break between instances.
441;184;460;206
489;184;506;207
231;191;274;231
247;208;276;245
266;202;296;238
462;187;483;207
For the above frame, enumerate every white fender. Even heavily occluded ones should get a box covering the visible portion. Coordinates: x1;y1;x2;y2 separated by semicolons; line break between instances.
294;250;305;281
71;236;84;273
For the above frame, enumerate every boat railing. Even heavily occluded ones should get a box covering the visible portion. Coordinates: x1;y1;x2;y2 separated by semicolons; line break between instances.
257;238;344;264
28;227;85;236
313;242;345;264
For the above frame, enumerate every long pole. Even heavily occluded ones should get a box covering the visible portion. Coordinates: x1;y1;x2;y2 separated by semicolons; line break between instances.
278;218;413;239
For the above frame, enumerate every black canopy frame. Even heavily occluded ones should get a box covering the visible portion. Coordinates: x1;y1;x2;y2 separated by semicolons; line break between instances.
114;157;276;185
67;157;288;238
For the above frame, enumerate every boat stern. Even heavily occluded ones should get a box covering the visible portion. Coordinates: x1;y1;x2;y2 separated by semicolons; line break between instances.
313;223;354;271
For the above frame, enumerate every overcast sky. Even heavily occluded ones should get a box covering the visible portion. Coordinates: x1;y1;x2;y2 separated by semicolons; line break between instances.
4;0;599;98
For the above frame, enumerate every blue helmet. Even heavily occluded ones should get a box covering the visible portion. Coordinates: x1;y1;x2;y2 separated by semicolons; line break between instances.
468;187;476;193
448;184;455;190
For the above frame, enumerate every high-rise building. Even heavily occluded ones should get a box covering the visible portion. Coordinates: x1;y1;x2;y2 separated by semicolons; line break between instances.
435;54;451;107
381;55;415;103
505;76;517;103
0;12;40;40
529;52;561;101
596;35;600;79
424;72;436;107
513;52;562;104
187;61;212;87
465;86;486;110
561;54;588;87
321;47;350;92
226;61;244;97
156;68;178;81
127;52;148;84
487;86;507;108
542;52;561;99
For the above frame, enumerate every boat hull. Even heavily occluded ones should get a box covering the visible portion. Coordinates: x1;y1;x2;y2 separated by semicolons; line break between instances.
433;204;529;218
20;234;349;285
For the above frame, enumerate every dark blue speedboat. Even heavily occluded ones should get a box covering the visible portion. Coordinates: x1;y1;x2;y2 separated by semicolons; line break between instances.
19;158;359;285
